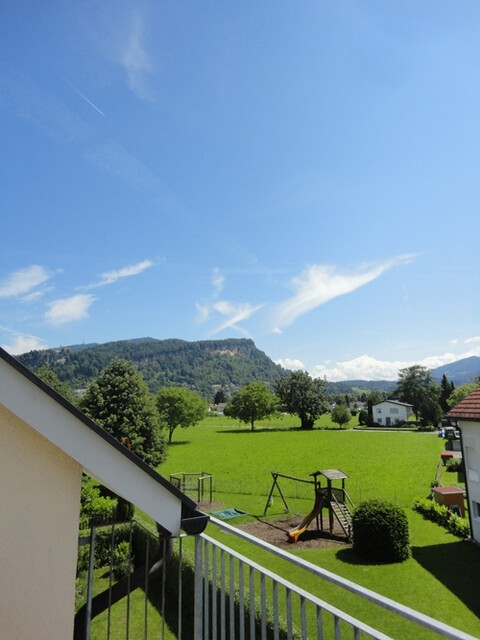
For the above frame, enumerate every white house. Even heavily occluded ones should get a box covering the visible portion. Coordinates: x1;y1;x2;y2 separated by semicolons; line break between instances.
446;386;480;544
372;399;414;426
0;347;208;640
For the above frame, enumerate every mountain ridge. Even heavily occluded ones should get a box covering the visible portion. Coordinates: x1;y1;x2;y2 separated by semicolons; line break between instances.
16;338;480;398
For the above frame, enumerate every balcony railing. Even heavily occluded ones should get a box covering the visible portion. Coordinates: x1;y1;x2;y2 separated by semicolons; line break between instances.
77;516;478;640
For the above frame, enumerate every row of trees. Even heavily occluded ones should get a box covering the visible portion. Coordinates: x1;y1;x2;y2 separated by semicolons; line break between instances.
224;371;336;430
225;365;480;432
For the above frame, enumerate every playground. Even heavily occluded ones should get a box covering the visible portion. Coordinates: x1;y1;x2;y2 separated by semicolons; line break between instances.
237;513;349;551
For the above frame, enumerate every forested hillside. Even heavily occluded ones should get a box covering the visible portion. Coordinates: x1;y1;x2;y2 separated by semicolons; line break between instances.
17;337;288;398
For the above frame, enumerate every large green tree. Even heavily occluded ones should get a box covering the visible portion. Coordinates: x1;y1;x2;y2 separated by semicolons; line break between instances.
395;365;442;427
275;370;328;429
80;359;167;467
156;387;206;443
224;381;279;431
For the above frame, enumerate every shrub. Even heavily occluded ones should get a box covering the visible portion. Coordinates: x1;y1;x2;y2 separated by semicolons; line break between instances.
446;458;464;473
116;497;135;522
353;499;411;563
413;498;470;538
112;541;133;580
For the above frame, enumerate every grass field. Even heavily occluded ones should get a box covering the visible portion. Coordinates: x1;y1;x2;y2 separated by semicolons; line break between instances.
156;414;480;638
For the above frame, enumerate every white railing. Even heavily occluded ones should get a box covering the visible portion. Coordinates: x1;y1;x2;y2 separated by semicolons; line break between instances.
192;515;478;640
78;516;478;640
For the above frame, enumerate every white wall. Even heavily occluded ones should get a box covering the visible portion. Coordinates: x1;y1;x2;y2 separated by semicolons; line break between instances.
373;401;409;425
459;424;480;543
0;406;82;640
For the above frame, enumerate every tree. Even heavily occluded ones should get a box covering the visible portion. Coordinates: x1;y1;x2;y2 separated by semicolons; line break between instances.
80;359;167;467
331;404;352;429
156;387;206;443
275;370;328;429
214;389;226;405
439;374;455;412
395;365;442;427
447;382;480;409
224;381;279;431
35;365;77;405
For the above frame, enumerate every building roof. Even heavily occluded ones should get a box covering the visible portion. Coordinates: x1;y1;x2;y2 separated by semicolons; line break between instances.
446;385;480;422
0;347;208;536
372;399;413;408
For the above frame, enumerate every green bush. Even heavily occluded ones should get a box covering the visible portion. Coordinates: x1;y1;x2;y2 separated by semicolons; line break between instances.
116;497;135;522
80;478;116;526
352;499;411;563
112;541;133;580
446;457;464;473
413;498;470;538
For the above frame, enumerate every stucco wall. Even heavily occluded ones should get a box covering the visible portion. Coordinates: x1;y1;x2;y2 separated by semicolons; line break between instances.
460;426;480;543
0;405;82;640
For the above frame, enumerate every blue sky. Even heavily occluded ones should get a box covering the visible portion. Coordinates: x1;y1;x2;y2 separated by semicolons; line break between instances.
1;1;479;381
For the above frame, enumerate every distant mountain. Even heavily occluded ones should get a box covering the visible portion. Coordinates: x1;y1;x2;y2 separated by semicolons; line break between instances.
431;356;480;386
17;337;288;398
17;337;480;399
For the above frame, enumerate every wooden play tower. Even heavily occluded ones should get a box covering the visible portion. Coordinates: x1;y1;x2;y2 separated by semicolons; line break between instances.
263;468;355;542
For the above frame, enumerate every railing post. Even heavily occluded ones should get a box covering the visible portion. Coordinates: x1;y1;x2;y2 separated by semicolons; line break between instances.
85;523;96;640
194;535;204;640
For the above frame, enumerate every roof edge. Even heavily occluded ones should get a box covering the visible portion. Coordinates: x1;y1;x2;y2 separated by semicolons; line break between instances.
0;347;201;518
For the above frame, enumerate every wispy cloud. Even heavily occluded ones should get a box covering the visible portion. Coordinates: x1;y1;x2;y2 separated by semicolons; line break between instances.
0;327;47;355
209;301;264;337
272;254;416;332
212;268;225;297
45;294;96;325
0;265;52;298
121;11;154;101
85;259;153;288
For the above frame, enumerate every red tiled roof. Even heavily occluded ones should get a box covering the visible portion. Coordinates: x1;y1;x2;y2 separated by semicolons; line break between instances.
446;385;480;421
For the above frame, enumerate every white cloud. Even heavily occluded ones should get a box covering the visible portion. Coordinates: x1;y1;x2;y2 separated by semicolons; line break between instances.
310;344;480;382
45;294;96;325
0;328;47;355
275;357;305;371
312;354;407;382
84;259;153;288
465;336;480;345
210;300;264;336
121;12;154;101
0;265;52;298
272;254;416;331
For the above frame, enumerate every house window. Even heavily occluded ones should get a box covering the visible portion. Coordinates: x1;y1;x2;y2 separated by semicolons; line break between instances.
474;502;480;520
390;408;399;414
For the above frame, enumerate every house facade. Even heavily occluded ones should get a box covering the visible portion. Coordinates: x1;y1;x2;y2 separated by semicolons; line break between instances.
446;386;480;544
0;347;207;640
372;399;414;426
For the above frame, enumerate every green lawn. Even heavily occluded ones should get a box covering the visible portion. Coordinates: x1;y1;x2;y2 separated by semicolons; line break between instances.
156;415;480;639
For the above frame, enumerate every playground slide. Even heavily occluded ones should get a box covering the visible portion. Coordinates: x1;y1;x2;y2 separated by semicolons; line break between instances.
287;493;324;543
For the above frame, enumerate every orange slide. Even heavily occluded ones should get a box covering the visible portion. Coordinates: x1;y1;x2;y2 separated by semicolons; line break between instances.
287;493;324;543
